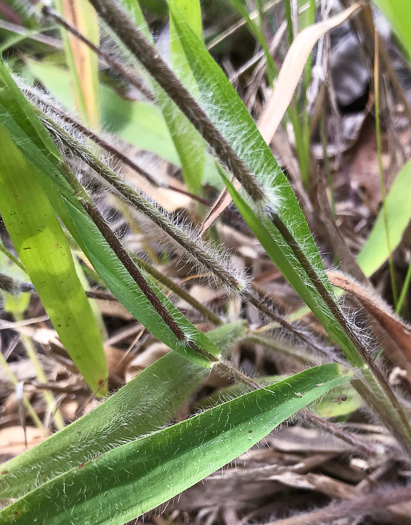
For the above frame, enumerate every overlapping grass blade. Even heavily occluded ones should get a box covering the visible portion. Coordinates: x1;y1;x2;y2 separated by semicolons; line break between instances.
218;170;361;366
0;351;208;499
0;364;351;524
167;0;206;195
0;123;108;395
167;1;331;286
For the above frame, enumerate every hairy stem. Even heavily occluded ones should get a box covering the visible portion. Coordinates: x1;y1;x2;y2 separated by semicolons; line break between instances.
37;106;326;355
272;212;411;453
303;410;382;457
88;0;265;202
60;166;187;342
267;486;411;525
42;5;155;102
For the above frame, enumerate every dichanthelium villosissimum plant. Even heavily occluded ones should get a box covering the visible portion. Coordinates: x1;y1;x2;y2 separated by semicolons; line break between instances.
0;0;411;523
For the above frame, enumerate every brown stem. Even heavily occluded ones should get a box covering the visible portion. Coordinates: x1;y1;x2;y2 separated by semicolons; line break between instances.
80;199;187;341
60;165;188;342
41;5;155;102
304;410;382;457
217;359;261;390
247;292;329;357
265;486;411;525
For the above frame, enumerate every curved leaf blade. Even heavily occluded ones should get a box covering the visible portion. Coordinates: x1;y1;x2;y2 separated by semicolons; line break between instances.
168;3;333;292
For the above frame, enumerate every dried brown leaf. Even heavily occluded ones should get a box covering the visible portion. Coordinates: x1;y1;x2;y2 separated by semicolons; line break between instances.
328;271;411;364
258;2;363;145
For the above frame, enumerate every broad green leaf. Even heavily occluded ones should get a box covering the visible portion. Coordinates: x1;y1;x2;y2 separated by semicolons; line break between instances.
55;0;100;128
1;364;351;524
0;123;108;395
357;159;411;277
373;0;411;61
0;351;207;499
0;59;221;367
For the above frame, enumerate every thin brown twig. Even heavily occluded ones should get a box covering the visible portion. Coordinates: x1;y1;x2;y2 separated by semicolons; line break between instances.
41;5;155;102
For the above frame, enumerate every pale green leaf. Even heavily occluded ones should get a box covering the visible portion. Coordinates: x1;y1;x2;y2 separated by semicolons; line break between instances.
357;159;411;277
373;0;411;61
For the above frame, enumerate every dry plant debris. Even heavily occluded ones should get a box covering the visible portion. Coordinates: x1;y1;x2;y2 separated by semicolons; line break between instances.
0;0;411;523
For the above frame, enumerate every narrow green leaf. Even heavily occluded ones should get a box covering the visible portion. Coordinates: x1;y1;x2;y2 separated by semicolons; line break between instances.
357;159;411;277
65;199;221;366
0;123;108;395
168;4;332;291
161;0;205;195
219;169;362;367
229;0;277;84
0;351;207;499
1;364;351;524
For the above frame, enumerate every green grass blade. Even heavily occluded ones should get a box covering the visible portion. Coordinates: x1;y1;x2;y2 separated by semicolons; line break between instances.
64;200;221;366
0;351;207;499
373;0;411;61
166;0;206;195
219;169;362;367
229;0;277;85
168;4;330;286
0;364;351;524
357;159;411;277
0;123;108;395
